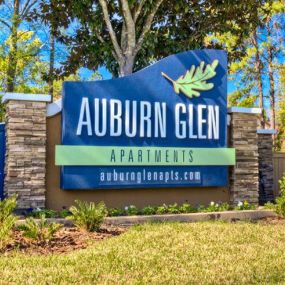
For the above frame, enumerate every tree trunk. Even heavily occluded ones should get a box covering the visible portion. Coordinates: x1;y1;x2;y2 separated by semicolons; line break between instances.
252;28;265;127
268;44;275;129
6;0;20;92
119;55;135;77
49;29;55;102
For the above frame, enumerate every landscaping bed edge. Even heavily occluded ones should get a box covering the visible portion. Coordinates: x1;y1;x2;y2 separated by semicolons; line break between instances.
15;209;277;227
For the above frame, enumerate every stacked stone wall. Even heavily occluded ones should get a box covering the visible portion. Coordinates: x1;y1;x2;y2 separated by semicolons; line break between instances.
229;112;259;205
258;133;274;204
4;100;47;209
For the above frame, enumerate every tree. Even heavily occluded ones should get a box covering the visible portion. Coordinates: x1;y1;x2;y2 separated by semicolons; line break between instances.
206;0;285;129
0;0;38;92
31;0;71;101
0;31;45;93
42;0;263;77
262;1;285;129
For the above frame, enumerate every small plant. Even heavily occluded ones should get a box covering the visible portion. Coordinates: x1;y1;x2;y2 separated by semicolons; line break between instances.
141;206;157;215
167;203;180;214
263;202;276;210
19;214;61;243
125;205;139;215
276;173;285;216
179;203;197;213
234;200;256;211
0;195;17;250
28;208;58;219
218;202;230;211
69;200;107;232
156;204;168;215
203;202;230;212
108;208;126;217
59;209;71;218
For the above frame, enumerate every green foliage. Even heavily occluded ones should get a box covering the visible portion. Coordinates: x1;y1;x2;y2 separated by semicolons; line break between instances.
141;206;157;215
228;85;257;108
28;209;57;219
263;202;276;210
59;209;71;218
44;0;261;76
179;203;197;213
201;202;230;212
156;204;169;215
108;208;126;217
0;195;17;250
124;205;139;216
69;200;107;232
167;203;181;214
0;31;44;92
276;173;285;216
234;201;256;211
19;214;62;242
106;201;254;216
162;60;218;98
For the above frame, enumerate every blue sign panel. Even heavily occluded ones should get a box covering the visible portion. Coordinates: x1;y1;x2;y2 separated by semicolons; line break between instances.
58;49;230;189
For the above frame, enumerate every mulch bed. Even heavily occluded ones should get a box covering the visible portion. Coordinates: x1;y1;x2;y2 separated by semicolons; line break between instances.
259;216;285;225
2;226;126;255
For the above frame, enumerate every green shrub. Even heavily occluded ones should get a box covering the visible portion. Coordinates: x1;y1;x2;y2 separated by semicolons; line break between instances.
69;200;107;232
167;203;180;214
179;203;197;213
203;202;230;212
218;203;231;211
141;206;157;215
28;208;58;219
0;195;17;250
18;214;61;242
264;202;276;210
108;208;126;217
156;204;168;215
234;200;256;211
276;174;285;216
125;205;139;215
59;209;71;218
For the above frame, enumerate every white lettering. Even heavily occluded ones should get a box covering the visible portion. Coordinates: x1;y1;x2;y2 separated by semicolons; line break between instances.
140;101;151;137
154;102;166;138
175;103;186;139
76;97;92;136
110;99;122;136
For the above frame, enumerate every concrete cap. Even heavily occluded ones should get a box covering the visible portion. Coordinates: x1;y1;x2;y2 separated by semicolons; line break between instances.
227;107;262;114
257;129;277;135
1;93;51;103
47;98;62;117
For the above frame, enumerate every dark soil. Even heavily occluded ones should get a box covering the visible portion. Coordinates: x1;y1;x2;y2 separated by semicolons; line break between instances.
259;216;285;225
2;226;126;255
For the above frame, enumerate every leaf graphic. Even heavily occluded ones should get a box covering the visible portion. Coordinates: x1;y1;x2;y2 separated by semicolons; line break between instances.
161;59;219;98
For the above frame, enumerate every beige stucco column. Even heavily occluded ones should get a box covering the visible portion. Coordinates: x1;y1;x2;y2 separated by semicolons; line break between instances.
228;107;262;205
2;93;51;210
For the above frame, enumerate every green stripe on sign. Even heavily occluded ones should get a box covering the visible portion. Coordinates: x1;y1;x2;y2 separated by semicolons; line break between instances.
55;146;236;166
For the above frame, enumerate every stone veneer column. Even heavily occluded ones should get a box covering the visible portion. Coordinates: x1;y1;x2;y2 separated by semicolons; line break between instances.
228;107;261;205
2;94;51;209
257;130;276;204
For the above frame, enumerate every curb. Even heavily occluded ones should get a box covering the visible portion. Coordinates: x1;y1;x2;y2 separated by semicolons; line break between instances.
15;210;277;227
104;210;277;225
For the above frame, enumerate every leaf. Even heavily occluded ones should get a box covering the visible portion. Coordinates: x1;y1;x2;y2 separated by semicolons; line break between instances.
161;59;219;98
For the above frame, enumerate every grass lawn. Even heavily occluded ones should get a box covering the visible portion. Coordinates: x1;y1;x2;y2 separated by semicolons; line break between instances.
1;221;285;284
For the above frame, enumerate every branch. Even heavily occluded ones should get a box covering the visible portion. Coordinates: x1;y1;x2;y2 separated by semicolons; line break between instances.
120;0;136;53
0;18;11;29
133;0;145;23
20;0;37;19
134;0;164;55
98;0;123;61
